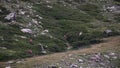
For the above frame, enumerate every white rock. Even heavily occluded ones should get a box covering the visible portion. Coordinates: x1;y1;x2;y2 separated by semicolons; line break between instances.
1;37;4;40
80;66;83;68
32;19;38;24
105;29;112;34
28;6;32;8
21;28;32;34
15;39;19;41
43;29;49;33
7;61;14;64
28;22;32;26
41;50;47;54
5;66;11;68
38;21;42;24
20;36;27;39
27;15;30;17
79;32;82;36
78;59;84;63
68;54;72;57
107;6;117;11
47;5;53;8
70;64;78;68
16;61;22;64
104;55;110;59
109;52;115;56
5;12;15;20
46;1;50;3
33;10;36;12
41;29;49;35
100;62;105;66
0;47;7;49
112;56;117;59
19;10;26;15
95;54;101;59
38;16;43;19
41;32;46;35
49;35;53;38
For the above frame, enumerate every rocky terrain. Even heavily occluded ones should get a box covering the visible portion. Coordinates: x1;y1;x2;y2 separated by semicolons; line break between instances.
0;0;120;68
0;36;120;68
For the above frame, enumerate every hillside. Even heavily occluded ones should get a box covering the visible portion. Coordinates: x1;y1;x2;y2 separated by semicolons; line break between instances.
1;36;120;68
17;36;120;68
0;0;120;62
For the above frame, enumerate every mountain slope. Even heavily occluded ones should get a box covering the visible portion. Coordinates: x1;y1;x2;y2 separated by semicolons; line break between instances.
1;36;119;68
0;0;120;61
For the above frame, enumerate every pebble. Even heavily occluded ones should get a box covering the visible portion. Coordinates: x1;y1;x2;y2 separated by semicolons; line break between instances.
78;59;84;63
104;55;110;59
16;61;22;64
7;61;14;64
5;66;11;68
109;52;115;56
0;47;7;49
112;56;117;59
68;54;72;57
70;64;78;68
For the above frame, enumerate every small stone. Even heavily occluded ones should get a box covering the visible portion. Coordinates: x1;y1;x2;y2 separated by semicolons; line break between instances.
32;19;38;24
109;52;115;56
100;62;105;66
104;29;112;34
78;59;84;63
70;64;78;68
68;54;72;57
20;36;27;39
5;66;11;68
19;10;26;15
41;30;49;35
0;47;7;49
21;28;32;34
104;55;110;59
47;5;53;8
4;12;16;20
15;39;19;41
16;61;22;64
7;61;14;64
41;50;47;54
79;32;82;36
112;56;117;59
38;16;43;19
80;66;83;68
